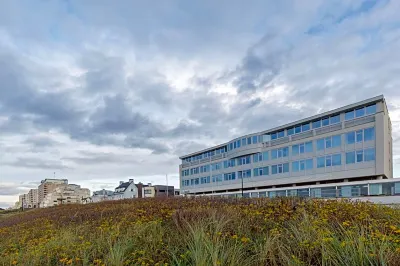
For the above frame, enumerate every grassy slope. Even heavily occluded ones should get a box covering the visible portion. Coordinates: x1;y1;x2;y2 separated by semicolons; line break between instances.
1;197;400;266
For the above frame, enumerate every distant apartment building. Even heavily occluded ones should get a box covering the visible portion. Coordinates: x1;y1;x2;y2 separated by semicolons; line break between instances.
38;179;68;207
137;183;175;198
40;184;90;208
179;95;394;198
26;189;38;208
113;179;138;200
91;189;114;202
17;194;27;209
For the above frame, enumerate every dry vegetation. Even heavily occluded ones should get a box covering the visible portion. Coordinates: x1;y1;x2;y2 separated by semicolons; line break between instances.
1;197;400;266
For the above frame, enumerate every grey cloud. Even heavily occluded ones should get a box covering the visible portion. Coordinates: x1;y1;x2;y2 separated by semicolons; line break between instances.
0;182;39;196
23;136;61;148
7;157;71;170
62;150;143;165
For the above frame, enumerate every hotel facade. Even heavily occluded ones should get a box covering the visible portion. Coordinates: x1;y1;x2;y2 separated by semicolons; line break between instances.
179;95;396;199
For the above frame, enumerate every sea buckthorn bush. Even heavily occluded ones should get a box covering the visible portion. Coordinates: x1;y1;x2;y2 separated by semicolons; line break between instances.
1;197;400;265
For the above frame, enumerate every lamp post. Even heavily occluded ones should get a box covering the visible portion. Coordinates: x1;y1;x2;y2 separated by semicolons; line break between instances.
241;173;244;198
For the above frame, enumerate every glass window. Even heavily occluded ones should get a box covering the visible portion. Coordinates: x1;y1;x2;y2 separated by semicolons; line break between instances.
332;154;341;166
369;184;382;196
345;110;354;120
325;156;332;167
292;145;299;156
269;191;276;198
283;163;289;173
229;143;233;150
346;151;355;164
271;165;277;174
283;147;289;157
263;166;269;175
252;135;258;144
299;143;305;154
313;120;321;129
305;141;313;153
356;150;363;162
300;160;305;171
237;140;241;148
317;157;325;168
247;137;252;145
233;142;236;149
366;104;377;115
295;126;301;134
302;123;310;131
298;189;310;197
317;139;325;150
259;192;267;197
262;151;269;161
278;131;285;138
325;137;332;148
332;135;341;147
394;183;400;194
330;115;340;124
271;133;277;140
287;189;297;196
292;161;299;172
364;148;375;161
355;107;365;118
340;186;352;197
364;127;375;141
346;132;355;144
356;130;363;142
306;159;313;169
271;149;277;159
288;128;294;135
253;153;259;163
322;117;330;126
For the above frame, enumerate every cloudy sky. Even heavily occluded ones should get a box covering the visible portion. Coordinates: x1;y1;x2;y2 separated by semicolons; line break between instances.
1;0;400;208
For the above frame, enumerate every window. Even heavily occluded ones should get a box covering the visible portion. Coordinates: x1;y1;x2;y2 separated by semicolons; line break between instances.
366;104;376;115
237;140;241;148
229;143;233;150
253;167;269;176
262;151;269;161
317;157;325;168
295;126;301;134
252;135;258;144
364;148;375;161
330;115;340;124
346;151;355;164
345;110;355;120
237;155;251;166
302;123;310;132
271;147;289;159
317;139;324;150
346;132;355;144
293;141;313;155
238;170;251;179
233;141;237;149
355;107;365;118
223;173;236;181
356;130;363;142
305;141;313;152
277;131;285;138
325;137;332;148
271;163;289;174
292;161;299;172
247;137;252;145
242;138;246;146
322;117;330;126
288;128;295;135
332;154;341;166
332;135;341;147
325;156;332;167
356;150;363;162
306;158;313;169
292;144;299;156
313;120;321;129
292;159;313;172
271;133;277;140
253;153;262;163
364;127;375;141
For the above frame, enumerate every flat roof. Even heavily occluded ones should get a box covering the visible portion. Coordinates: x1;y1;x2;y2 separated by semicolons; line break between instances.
179;95;385;159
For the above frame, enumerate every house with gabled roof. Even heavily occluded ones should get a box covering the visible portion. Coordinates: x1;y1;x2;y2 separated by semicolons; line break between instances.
113;179;138;200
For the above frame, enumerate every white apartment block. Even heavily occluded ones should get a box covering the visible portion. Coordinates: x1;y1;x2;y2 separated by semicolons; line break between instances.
179;95;395;199
26;189;38;208
40;184;90;207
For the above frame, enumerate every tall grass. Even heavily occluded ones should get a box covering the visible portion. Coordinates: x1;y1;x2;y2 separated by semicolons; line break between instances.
0;197;399;265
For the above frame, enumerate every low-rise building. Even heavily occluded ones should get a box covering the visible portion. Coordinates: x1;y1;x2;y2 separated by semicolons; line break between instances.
113;179;138;200
91;189;114;202
137;183;175;198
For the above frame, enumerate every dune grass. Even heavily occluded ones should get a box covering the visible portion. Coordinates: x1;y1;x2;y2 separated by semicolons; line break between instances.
1;197;400;265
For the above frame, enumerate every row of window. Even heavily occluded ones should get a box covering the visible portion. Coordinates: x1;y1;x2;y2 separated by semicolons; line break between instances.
183;127;375;177
184;104;378;161
182;149;376;186
209;181;400;199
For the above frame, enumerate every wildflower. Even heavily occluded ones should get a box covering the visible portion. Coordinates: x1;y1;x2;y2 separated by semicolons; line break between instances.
232;235;238;239
342;221;351;227
322;237;334;243
241;237;250;243
11;261;17;265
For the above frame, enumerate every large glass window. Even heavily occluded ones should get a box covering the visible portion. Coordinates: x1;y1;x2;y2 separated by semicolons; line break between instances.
313;120;321;129
355;107;365;118
247;137;252;145
364;127;375;141
345;110;355;120
346;132;355;144
302;123;310;131
237;140;241;148
332;154;341;166
356;150;363;162
253;167;269;177
262;151;269;161
271;163;289;174
346;151;355;164
325;137;332;148
332;135;341;147
366;104;377;115
364;148;375;161
317;157;325;168
287;128;295;135
369;184;382;195
325;156;332;167
252;135;258;144
277;131;285;138
317;139;325;150
322;117;330;126
292;144;299;156
295;126;301;134
356;130;363;142
306;158;313;169
292;161;299;172
330;115;340;124
272;147;289;159
305;141;313;152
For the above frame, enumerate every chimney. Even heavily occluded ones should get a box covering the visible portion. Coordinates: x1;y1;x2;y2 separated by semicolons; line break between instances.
120;181;123;185
129;179;134;183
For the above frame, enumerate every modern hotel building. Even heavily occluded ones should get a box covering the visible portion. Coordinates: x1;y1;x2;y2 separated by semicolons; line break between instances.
179;95;397;199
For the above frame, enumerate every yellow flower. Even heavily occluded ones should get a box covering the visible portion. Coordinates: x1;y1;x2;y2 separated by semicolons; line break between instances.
241;237;250;243
342;221;350;227
232;235;238;239
11;261;17;265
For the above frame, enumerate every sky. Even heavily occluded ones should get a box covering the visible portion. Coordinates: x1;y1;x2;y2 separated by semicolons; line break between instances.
1;0;400;208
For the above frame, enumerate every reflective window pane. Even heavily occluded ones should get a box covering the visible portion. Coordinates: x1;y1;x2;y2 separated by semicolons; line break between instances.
313;120;321;129
355;107;365;117
306;159;313;169
325;156;332;167
283;163;289;173
356;150;363;162
332;135;341;147
317;139;325;150
252;135;258;144
366;104;377;115
330;115;340;124
302;123;310;131
364;148;375;161
322;118;330;126
288;128;294;135
305;141;313;153
346;132;355;144
364;127;375;141
332;154;341;166
345;111;354;120
295;126;301;134
356;130;363;142
292;161;299;172
325;137;332;148
346;151;355;164
292;145;299;156
317;157;325;168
